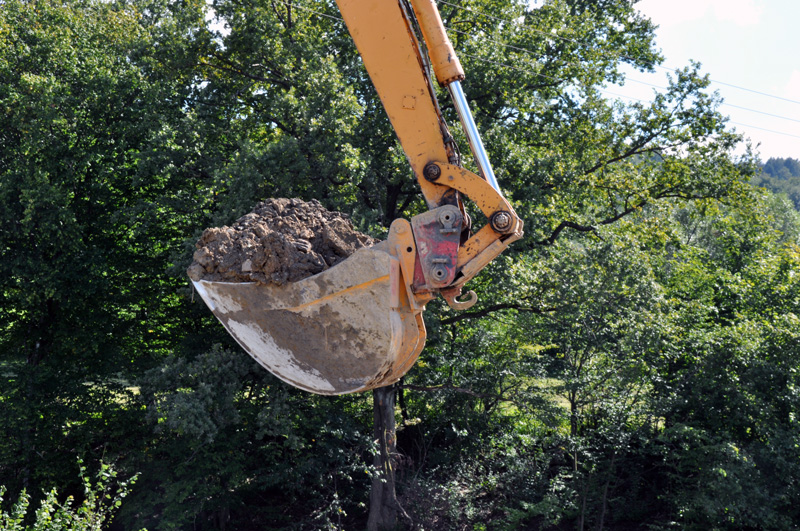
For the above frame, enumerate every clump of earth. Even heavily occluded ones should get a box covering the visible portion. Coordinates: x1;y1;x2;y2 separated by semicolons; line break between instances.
187;198;377;285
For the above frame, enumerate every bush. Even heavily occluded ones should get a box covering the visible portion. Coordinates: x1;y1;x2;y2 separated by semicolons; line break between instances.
0;461;138;531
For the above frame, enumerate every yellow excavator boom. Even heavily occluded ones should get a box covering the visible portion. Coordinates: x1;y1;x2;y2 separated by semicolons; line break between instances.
191;0;522;394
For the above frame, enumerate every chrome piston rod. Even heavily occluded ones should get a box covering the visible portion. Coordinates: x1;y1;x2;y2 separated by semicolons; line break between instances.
447;80;501;192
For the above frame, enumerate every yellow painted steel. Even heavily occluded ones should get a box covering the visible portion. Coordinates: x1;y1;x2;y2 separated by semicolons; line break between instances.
334;0;452;209
432;163;523;285
408;0;464;85
334;0;523;304
431;163;515;218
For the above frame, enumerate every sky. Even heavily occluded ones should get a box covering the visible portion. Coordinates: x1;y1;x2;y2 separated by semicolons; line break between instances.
612;0;800;160
205;0;799;160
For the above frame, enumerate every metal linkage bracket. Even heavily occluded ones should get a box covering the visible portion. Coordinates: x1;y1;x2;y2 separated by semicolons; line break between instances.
410;205;463;290
420;161;523;287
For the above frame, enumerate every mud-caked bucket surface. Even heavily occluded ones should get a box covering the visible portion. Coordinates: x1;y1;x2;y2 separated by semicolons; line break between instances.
187;198;377;285
186;198;424;394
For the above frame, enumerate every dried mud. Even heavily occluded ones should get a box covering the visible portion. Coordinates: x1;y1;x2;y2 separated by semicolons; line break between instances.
188;198;377;285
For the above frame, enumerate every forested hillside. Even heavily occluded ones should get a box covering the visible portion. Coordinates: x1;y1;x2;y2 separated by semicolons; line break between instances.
1;0;798;529
754;157;800;209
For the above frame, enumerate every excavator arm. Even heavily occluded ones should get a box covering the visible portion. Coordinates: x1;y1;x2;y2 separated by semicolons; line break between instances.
336;0;458;209
337;0;522;309
191;0;522;394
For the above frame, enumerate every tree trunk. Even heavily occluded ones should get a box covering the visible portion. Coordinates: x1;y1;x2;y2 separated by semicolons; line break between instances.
595;452;616;531
367;384;409;531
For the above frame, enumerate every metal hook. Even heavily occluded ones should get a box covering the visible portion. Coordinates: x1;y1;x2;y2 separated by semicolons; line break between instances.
441;288;478;310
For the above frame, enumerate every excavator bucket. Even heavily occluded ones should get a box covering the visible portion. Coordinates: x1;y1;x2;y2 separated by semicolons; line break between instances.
191;242;427;395
189;0;525;394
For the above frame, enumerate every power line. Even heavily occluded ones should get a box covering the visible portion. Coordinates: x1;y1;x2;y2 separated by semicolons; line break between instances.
265;2;800;140
287;0;798;113
721;103;800;125
445;11;800;126
276;0;343;22
439;1;800;139
458;52;557;81
608;92;800;139
666;69;800;106
456;24;800;128
601;90;648;104
437;0;511;24
436;0;800;107
623;76;800;125
728;122;800;140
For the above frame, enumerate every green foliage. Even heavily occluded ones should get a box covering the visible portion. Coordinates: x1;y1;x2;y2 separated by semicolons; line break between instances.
2;0;797;528
645;193;800;529
0;461;139;531
753;157;800;210
120;345;375;529
763;157;800;179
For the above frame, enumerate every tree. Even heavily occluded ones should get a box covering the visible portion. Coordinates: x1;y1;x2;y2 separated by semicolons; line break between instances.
0;0;217;506
754;157;800;209
0;462;136;531
644;192;800;528
2;0;781;528
763;157;800;180
367;385;410;531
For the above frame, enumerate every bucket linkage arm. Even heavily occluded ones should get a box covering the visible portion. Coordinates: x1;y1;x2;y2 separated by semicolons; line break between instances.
335;0;523;311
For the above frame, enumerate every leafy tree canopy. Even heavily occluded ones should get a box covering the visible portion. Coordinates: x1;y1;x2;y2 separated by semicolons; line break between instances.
1;0;796;529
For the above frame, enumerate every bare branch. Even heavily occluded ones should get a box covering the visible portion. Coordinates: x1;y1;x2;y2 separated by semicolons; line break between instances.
536;220;600;246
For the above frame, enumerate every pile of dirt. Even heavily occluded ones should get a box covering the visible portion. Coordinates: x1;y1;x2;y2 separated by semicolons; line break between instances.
187;198;377;285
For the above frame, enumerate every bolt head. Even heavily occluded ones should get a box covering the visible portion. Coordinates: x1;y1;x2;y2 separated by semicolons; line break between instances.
491;211;512;232
423;163;441;181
